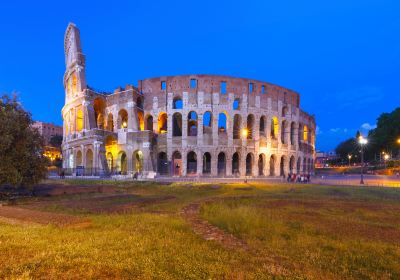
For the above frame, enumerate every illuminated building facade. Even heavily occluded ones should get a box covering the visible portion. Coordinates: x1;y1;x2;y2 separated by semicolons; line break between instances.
62;23;316;177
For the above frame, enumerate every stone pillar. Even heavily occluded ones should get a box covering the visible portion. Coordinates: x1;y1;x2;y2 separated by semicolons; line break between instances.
211;153;218;176
182;151;187;176
197;113;203;147
226;156;232;177
127;101;138;132
197;151;203;175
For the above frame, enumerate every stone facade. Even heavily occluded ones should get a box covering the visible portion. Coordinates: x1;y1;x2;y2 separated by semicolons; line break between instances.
62;23;316;177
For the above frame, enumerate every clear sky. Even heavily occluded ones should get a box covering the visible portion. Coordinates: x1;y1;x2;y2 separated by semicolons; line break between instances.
1;0;399;151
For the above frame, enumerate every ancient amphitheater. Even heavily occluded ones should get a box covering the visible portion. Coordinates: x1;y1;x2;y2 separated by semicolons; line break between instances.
62;23;316;178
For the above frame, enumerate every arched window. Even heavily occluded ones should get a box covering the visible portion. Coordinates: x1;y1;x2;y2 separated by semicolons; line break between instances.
218;112;227;134
259;116;266;136
158;112;167;133
94;98;106;129
188;111;198;136
269;155;276;176
203;152;211;174
271;117;279;139
232;152;240;175
303;125;308;142
173;97;183;109
172;112;182;136
203;111;212;134
217;152;226;175
137;111;144;131
246;153;254;176
290;122;296;145
157;152;168;175
107;113;114;132
233;114;242;139
258;154;265;176
76;108;84;132
118;109;128;129
187;151;197;174
281;120;287;144
247;114;255;139
282;106;288;117
146;115;153;131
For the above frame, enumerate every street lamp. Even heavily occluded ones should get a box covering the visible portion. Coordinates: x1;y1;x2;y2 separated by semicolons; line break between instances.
348;154;352;167
384;153;390;169
358;136;368;185
397;138;400;159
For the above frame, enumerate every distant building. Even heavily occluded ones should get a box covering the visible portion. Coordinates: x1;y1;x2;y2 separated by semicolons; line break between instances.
315;151;339;168
32;121;63;145
32;121;63;163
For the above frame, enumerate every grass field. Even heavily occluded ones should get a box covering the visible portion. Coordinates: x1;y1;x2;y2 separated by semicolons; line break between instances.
0;180;399;279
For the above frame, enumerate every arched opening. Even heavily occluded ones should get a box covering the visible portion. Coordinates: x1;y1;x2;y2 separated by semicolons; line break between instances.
303;158;307;173
258;154;265;176
76;150;82;167
173;97;183;109
158;112;167;133
137;111;144;131
233;114;242;139
218;112;227;134
172;112;182;136
246;153;254;176
298;123;302;145
246;114;255;139
107;152;113;172
233;98;240;110
303;125;308;142
307;158;311;173
76;109;84;132
188;111;198;136
107;113;114;132
290;122;296;145
118;109;128;129
282;106;288;117
187;151;197;175
280;156;286;177
271;117;278;139
172;151;182;176
281;120;287;144
145;115;153;131
117;151;127;175
203;152;211;174
297;157;301;174
72;74;77;94
203;111;212;134
86;149;93;171
133;150;144;172
259;116;266;136
217;152;226;175
269;155;276;176
137;96;144;110
157;152;168;175
289;156;295;174
94;98;106;129
232;152;240;175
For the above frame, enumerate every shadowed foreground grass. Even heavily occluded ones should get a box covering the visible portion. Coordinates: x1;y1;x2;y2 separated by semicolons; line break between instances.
1;181;400;279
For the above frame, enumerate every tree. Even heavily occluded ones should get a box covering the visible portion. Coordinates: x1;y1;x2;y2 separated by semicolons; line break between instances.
335;138;359;162
0;94;48;187
49;134;63;148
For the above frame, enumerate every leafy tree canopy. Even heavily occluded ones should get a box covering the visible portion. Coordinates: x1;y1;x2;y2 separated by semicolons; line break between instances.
49;134;63;148
0;94;48;187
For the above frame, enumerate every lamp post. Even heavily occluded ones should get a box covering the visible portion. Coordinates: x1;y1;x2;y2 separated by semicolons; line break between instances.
397;138;400;159
348;154;352;167
384;154;389;169
358;136;368;185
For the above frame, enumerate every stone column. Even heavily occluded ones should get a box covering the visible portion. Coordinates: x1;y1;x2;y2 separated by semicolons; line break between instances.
211;153;218;176
197;151;203;175
197;113;203;147
182;151;187;176
226;156;232;177
127;101;138;132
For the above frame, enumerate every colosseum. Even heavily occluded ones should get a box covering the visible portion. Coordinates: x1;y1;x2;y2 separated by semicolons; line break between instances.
62;23;316;178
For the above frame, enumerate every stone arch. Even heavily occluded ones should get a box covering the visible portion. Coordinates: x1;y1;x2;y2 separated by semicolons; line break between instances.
203;152;211;174
136;96;144;110
280;156;287;177
289;156;295;174
258;153;266;176
145;114;153;131
76;150;82;167
107;152;113;172
137;111;144;131
172;151;182;176
158;112;167;133
246;114;255;139
76;108;84;132
117;151;127;175
118;109;128;129
233;98;240;110
269;155;276;176
290;122;296;145
94;97;106;129
232;152;240;176
203;111;212;134
297;157;301;174
281;120;287;144
246;153;254;176
233;114;242;139
173;96;183;109
187;151;197;175
132;150;144;172
271;116;279;139
303;125;308;142
282;106;288;117
217;152;226;176
188;111;198;136
86;149;93;170
259;116;266;136
107;113;114;132
172;112;182;136
303;158;307;173
157;152;168;175
218;112;228;134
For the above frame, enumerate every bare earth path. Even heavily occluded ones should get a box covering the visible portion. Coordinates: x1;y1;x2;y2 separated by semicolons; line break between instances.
181;201;248;250
0;206;90;227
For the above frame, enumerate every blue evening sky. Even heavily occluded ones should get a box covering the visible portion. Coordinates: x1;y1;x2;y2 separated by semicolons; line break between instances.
1;0;399;151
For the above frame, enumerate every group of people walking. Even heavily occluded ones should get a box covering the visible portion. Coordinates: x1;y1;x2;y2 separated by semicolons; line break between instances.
285;173;311;183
